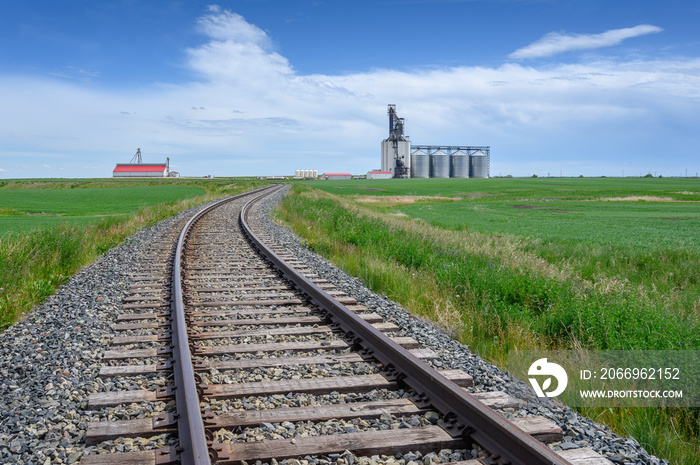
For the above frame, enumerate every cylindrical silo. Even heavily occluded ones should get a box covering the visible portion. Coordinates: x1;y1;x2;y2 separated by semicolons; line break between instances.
450;150;469;178
312;170;318;178
410;150;429;178
470;150;489;178
430;150;449;178
304;170;310;178
295;170;300;177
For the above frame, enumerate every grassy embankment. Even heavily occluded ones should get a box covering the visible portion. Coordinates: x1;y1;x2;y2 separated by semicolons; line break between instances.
275;177;700;465
0;178;265;328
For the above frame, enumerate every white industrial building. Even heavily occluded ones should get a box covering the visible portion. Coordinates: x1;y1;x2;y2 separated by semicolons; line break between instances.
321;173;352;180
367;170;392;179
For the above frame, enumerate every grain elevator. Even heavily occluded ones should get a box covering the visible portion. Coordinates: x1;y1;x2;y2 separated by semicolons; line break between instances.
381;105;411;178
381;105;490;179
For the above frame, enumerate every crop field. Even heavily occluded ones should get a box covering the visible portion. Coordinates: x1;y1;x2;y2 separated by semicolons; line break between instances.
309;177;700;248
0;182;205;236
309;176;700;200
397;198;698;250
279;176;700;465
0;178;264;328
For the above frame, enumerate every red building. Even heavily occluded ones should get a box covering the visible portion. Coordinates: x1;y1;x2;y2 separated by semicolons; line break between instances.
113;163;168;177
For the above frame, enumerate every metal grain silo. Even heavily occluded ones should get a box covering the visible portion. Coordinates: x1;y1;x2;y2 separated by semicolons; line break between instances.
430;150;449;178
469;150;489;178
450;150;469;178
410;150;429;178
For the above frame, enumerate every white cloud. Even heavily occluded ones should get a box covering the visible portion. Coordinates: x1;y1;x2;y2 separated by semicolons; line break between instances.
0;9;697;178
509;25;663;60
196;6;271;47
188;6;293;83
187;39;293;83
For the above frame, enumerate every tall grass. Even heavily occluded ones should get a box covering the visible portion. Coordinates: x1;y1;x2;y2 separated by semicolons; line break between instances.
0;181;264;328
275;184;700;465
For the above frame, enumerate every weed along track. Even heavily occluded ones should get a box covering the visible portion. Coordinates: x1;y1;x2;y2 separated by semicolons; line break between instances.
78;185;613;465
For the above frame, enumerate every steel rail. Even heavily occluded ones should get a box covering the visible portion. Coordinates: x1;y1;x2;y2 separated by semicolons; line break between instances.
240;191;572;465
170;185;277;465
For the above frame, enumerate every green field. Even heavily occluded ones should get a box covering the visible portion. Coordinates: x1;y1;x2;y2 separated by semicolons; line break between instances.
0;178;264;328
306;176;700;201
398;200;699;250
306;177;700;250
280;177;700;464
0;183;205;236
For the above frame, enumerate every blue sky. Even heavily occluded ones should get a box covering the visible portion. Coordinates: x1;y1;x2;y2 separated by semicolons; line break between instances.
1;0;699;178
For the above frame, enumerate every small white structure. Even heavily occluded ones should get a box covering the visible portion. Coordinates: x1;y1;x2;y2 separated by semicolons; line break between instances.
294;169;318;179
367;170;392;179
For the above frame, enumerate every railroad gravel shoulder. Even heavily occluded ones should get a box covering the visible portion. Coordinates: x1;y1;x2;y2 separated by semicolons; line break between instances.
0;188;668;465
256;185;667;465
0;201;216;465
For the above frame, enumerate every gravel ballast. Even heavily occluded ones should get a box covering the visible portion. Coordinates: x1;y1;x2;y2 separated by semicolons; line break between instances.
0;188;668;465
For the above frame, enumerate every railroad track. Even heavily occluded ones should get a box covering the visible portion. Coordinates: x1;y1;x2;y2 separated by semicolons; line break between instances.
80;186;612;465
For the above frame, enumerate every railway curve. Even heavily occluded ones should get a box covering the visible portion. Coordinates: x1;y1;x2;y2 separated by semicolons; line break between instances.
1;185;653;465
